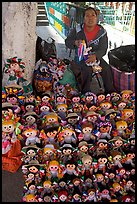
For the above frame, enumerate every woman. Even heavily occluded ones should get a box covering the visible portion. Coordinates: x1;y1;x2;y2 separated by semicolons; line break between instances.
65;7;115;94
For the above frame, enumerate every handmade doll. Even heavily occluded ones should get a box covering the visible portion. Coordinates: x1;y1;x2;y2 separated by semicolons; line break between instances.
57;190;69;202
55;92;67;106
80;154;93;179
83;110;100;127
63;160;79;182
122;149;135;170
94;154;108;174
72;102;84;119
69;177;83;195
22;101;36;114
96;93;106;105
82;92;97;115
84;188;98;202
83;177;93;192
71;192;82;202
115;120;128;138
38;102;53;119
2;114;23;172
21;145;40;164
23;164;46;185
120;90;133;103
42;112;60;129
99;189;111;202
116;100;127;111
121;108;134;125
93;139;109;157
77;141;90;159
128;134;135;151
46;160;63;181
23;193;38;202
40;180;54;198
105;109;120;129
42;126;59;146
123;179;135;195
66;112;81;133
94;173;107;192
56;103;68;121
78;121;96;143
57;126;77;147
108;150;123;170
115;167;127;182
58;144;74;164
98;101;112;115
110;182;123;201
22;127;41;146
97;121;112;140
21;111;38;129
42;144;56;162
105;169;117;186
23;181;38;196
109;136;127;154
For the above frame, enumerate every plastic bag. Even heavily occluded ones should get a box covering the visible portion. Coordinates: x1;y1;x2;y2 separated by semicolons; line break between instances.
108;45;135;72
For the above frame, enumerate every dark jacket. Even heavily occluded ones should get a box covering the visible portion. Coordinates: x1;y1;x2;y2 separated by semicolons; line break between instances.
65;24;108;62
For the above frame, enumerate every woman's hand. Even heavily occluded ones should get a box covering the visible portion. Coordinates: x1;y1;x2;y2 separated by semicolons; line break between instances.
85;54;96;64
74;40;82;47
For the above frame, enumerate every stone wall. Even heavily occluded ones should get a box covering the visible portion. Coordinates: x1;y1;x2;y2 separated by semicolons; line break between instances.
2;2;38;85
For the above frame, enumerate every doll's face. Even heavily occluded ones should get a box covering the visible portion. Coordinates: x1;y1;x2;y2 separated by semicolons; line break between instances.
114;185;120;192
114;139;123;147
47;130;57;138
97;94;105;102
87;115;97;123
44;149;53;157
88;190;95;196
130;139;135;145
10;62;20;71
98;157;107;164
40;105;50;112
46;115;58;124
89;105;98;112
44;196;51;202
25;95;35;103
73;193;80;200
116;121;127;130
42;96;50;103
113;155;122;161
100;125;110;133
102;189;109;195
24;129;37;138
83;158;92;167
100;102;112;110
7;96;18;104
66;163;76;171
28;166;39;173
127;153;135;160
122;109;134;119
59;181;66;187
72;96;80;103
43;183;51;189
2;121;14;133
57;96;66;103
2;108;13;116
109;173;115;179
62;148;72;156
85;95;93;102
73;179;80;186
27;173;34;180
126;180;133;187
98;142;108;149
118;102;126;109
59;194;67;201
79;145;88;153
63;129;74;137
96;175;104;182
29;184;36;191
119;169;126;175
26;104;34;112
26;116;36;124
68;117;78;124
49;164;59;172
82;126;93;134
57;104;67;112
27;149;36;157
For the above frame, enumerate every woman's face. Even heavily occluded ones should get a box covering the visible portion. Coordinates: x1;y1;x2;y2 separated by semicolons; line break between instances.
84;9;97;28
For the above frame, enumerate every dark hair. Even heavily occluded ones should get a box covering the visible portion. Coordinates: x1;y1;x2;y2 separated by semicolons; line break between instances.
83;7;98;17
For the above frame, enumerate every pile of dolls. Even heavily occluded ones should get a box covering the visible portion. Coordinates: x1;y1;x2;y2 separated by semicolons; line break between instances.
2;57;135;202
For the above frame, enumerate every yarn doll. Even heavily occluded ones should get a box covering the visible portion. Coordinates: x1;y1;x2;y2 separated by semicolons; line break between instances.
2;113;23;172
21;145;40;164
